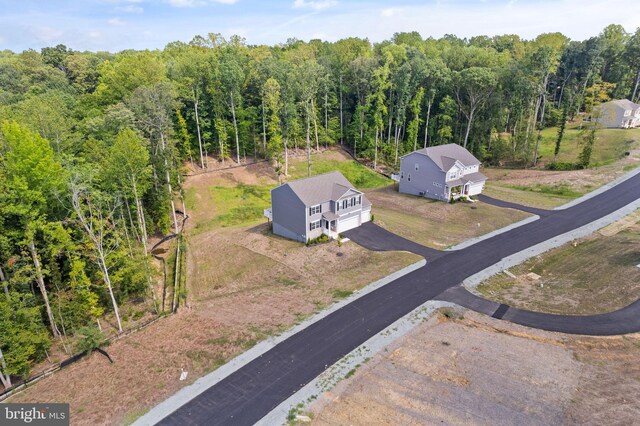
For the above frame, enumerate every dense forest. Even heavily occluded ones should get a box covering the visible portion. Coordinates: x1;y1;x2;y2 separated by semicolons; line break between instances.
1;24;640;386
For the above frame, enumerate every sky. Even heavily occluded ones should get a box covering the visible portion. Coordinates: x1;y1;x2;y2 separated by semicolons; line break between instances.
0;0;638;52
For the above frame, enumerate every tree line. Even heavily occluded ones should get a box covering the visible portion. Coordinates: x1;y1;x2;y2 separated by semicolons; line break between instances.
1;24;639;385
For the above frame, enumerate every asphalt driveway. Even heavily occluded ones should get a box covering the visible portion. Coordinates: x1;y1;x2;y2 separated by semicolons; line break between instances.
153;171;640;426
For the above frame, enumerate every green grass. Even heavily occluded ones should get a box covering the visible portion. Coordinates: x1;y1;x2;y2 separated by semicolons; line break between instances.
332;289;353;299
507;183;585;198
288;156;391;189
535;125;640;167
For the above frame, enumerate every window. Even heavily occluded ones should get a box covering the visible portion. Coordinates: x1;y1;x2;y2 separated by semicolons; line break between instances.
358;195;361;205
342;199;348;209
408;173;411;182
350;197;355;207
309;205;321;215
415;163;419;171
309;220;321;230
624;109;631;117
336;201;340;211
401;171;404;179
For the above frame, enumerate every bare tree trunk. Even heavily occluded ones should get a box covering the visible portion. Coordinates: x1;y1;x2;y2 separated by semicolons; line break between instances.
0;348;11;388
71;190;123;332
423;96;432;148
311;99;320;151
132;181;148;255
324;91;329;149
632;69;640;104
533;94;547;166
172;240;180;313
193;90;205;169
463;108;474;149
339;74;343;145
230;91;241;164
159;132;179;235
374;127;379;170
394;123;400;165
306;101;311;177
284;138;289;176
29;240;61;338
262;98;267;153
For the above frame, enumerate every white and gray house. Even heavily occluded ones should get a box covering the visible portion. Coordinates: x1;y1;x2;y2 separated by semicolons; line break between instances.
264;171;372;242
594;99;640;128
396;143;487;202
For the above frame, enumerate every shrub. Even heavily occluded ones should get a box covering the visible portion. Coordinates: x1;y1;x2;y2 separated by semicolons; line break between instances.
75;326;107;353
545;161;579;171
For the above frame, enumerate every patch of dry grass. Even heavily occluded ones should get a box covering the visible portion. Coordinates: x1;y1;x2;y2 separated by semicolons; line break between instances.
477;217;640;315
366;185;531;249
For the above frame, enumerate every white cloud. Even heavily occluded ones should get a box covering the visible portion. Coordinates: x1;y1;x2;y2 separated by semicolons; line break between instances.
381;8;399;17
167;0;237;7
108;17;126;26
293;0;338;11
116;4;144;13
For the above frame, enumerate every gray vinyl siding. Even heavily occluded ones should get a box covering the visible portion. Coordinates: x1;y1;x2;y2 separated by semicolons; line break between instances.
306;200;331;241
271;185;307;242
398;152;448;201
597;104;627;128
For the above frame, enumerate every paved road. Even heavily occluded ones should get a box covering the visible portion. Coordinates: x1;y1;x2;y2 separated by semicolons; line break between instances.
157;172;640;426
477;193;552;216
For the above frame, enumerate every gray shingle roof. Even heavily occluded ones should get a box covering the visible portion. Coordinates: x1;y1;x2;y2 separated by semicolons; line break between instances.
410;144;481;171
282;170;370;207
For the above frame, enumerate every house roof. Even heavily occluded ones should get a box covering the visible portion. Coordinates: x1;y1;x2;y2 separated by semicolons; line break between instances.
597;99;640;111
461;171;488;183
407;144;481;171
280;170;368;207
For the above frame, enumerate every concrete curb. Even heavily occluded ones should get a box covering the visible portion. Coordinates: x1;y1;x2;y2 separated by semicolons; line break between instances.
463;198;640;293
446;215;541;251
132;259;426;426
554;166;640;210
256;300;455;426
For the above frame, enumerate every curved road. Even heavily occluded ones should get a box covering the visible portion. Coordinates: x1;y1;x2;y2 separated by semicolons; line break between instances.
156;172;640;426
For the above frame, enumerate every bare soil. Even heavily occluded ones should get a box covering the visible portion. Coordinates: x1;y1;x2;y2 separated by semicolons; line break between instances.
309;310;640;426
477;214;640;315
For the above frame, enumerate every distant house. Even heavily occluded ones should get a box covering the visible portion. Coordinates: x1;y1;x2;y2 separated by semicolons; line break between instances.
264;171;372;242
594;99;640;128
397;144;487;202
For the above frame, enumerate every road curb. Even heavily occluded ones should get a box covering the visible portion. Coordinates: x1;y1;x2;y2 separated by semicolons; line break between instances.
132;259;426;426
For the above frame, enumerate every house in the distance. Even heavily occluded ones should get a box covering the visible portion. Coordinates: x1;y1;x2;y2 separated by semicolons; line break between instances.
397;144;487;202
594;99;640;128
264;171;372;242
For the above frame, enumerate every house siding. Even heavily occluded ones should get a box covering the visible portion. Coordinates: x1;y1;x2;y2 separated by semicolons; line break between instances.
271;185;307;242
398;152;448;201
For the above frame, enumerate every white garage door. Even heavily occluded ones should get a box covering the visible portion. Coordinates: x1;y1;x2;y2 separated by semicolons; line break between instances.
468;182;484;196
337;215;360;233
360;210;371;223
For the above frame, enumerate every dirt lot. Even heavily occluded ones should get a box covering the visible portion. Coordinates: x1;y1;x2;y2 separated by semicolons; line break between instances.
8;149;418;425
476;211;640;315
367;185;531;249
309;310;640;426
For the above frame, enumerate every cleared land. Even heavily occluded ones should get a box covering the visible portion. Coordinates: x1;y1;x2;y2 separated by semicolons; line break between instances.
367;185;531;249
483;127;640;208
476;210;640;315
308;310;640;426
8;149;415;425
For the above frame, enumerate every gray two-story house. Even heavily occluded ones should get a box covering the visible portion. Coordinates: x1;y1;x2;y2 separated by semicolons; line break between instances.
397;144;487;202
265;171;372;242
594;99;640;129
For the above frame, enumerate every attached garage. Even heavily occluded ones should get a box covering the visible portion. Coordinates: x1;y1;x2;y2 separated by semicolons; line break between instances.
467;182;485;196
337;214;360;233
360;209;371;223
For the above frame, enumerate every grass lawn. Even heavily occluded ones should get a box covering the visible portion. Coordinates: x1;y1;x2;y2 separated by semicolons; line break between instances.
535;125;640;167
481;126;640;209
184;149;390;235
366;186;532;249
476;213;640;315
